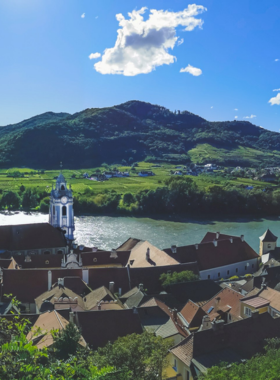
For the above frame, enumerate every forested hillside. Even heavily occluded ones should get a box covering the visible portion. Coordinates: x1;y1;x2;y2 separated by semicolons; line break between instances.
0;101;280;168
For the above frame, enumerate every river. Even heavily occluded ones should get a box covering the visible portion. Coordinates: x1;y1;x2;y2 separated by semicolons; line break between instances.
1;211;280;252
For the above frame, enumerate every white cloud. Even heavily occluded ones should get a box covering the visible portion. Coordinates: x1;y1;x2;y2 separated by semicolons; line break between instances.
89;52;101;60
273;88;280;92
234;108;238;111
210;106;213;109
243;115;256;119
269;93;280;106
177;38;184;46
81;13;85;18
95;16;98;19
94;5;207;76
235;116;238;119
180;64;202;76
275;59;279;62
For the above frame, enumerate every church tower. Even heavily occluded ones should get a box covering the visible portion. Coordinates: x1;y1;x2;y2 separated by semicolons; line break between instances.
49;164;75;241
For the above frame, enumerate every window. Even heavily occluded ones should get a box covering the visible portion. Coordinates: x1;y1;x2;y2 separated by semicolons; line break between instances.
185;370;190;380
244;307;252;317
218;272;220;278
44;251;50;255
227;270;230;275
53;205;55;215
228;313;232;322
268;244;271;249
245;266;247;270
252;264;254;268
57;250;63;254
208;275;211;279
61;185;65;191
236;268;238;273
173;359;177;372
62;206;67;216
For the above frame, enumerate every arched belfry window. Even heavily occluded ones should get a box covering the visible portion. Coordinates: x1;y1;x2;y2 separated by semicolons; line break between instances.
62;206;67;216
61;185;65;191
53;205;55;215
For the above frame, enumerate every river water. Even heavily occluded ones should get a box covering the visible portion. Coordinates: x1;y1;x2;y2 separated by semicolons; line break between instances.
1;212;280;252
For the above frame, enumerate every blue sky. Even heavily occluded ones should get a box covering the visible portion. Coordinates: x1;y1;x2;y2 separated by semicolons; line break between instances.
0;0;279;131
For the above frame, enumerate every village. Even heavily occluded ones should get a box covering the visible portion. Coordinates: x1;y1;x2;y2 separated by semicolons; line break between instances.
1;173;280;379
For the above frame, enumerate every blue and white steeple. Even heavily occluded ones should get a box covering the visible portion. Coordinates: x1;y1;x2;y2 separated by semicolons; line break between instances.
49;163;75;241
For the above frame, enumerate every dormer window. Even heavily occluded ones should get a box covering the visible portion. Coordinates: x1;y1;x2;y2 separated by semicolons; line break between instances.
61;185;65;191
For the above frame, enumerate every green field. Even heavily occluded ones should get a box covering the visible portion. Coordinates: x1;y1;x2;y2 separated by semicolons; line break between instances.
0;162;276;198
188;144;280;166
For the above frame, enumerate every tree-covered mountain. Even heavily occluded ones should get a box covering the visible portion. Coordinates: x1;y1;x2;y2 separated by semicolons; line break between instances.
0;100;279;168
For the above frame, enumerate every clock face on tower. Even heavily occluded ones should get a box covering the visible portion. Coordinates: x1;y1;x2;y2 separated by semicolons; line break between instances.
61;196;68;204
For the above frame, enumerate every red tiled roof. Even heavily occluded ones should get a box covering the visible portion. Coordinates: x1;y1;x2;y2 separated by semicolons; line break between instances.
0;223;66;251
202;287;244;320
170;334;194;366
180;300;207;328
201;232;240;243
140;297;172;317
243;287;280;312
242;297;270;309
164;238;258;271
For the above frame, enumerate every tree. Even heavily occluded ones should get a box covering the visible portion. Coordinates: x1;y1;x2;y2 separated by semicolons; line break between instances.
123;193;135;205
0;191;21;210
160;270;199;287
52;321;82;360
92;331;172;380
19;185;25;192
22;189;38;209
0;315;119;379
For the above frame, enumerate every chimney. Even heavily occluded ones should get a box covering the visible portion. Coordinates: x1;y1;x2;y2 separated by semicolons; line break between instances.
110;249;118;259
48;270;52;291
199;315;212;331
92;247;98;252
82;269;89;284
214;297;221;312
212;319;225;331
216;232;220;239
213;240;218;247
109;281;115;294
171;245;177;254
119;288;122;296
57;278;64;287
69;311;74;323
79;254;82;266
229;238;233;243
195;244;199;250
139;283;144;292
97;302;101;310
146;247;150;261
241;235;245;242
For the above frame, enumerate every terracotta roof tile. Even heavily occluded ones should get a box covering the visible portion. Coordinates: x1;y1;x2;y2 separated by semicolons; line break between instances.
164;238;258;271
242;297;270;308
180;300;207;328
202;287;244;320
170;335;194;366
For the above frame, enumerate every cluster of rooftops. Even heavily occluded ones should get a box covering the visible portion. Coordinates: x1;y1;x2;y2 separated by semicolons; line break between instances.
2;223;280;378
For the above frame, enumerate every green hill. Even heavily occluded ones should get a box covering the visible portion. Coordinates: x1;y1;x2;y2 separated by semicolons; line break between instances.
0;101;279;168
